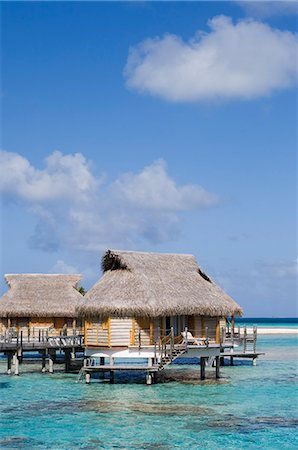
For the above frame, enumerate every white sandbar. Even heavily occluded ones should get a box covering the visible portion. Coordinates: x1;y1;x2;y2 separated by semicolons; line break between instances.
242;327;298;335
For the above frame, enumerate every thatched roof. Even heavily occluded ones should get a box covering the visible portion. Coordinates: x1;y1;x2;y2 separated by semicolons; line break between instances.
0;274;83;318
78;250;243;318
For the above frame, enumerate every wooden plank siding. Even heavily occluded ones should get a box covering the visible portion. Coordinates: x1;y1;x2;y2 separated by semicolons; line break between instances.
135;317;151;346
85;319;109;347
110;318;132;346
0;316;81;338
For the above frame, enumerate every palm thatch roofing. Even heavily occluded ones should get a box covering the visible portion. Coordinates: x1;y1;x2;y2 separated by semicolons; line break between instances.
0;274;83;318
78;250;243;318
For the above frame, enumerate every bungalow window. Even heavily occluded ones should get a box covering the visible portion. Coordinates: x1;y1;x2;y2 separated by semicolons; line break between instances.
173;316;179;336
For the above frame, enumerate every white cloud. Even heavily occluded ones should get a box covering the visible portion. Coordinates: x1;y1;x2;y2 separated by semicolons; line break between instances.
111;159;218;210
49;260;79;274
258;259;298;278
0;150;218;251
0;150;99;202
239;1;298;18
124;15;298;102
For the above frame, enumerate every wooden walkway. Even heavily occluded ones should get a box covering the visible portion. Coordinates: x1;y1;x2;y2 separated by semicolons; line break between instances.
0;334;84;375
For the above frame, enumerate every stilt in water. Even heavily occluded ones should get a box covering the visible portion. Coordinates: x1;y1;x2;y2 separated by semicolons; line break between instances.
85;372;91;384
230;356;234;366
109;356;114;382
99;357;105;379
7;353;12;374
215;356;220;379
14;352;19;376
41;350;46;373
200;357;206;380
49;350;55;374
220;356;225;366
146;373;152;385
65;349;71;372
252;357;257;366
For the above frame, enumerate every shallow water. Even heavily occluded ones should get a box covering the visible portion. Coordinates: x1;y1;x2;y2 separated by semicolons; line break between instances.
0;334;297;449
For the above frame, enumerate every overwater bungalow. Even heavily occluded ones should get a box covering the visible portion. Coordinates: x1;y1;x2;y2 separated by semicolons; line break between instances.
78;250;243;381
0;274;84;338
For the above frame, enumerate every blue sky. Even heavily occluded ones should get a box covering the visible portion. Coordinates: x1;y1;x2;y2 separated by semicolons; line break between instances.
1;1;297;316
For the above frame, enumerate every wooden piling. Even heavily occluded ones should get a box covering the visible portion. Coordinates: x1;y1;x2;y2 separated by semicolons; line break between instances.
146;373;152;385
65;349;71;372
7;353;12;374
243;326;247;353
14;352;19;376
99;357;105;379
110;371;114;383
49;350;54;374
215;356;220;379
41;350;46;373
85;373;91;384
253;326;257;353
200;357;206;380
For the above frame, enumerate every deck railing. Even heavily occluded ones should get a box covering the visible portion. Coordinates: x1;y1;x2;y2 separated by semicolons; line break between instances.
0;329;84;347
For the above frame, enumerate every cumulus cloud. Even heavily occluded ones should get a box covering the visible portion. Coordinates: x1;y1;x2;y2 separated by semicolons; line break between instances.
111;160;218;210
124;15;298;102
0;150;218;251
0;150;99;202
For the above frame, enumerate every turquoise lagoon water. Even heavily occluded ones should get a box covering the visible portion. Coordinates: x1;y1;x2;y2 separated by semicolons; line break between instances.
0;333;297;449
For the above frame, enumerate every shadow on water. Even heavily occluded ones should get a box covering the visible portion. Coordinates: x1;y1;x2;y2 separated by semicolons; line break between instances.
2;398;215;418
185;414;298;434
0;436;44;448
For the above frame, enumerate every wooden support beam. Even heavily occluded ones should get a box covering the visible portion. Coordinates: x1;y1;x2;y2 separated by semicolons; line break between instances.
131;319;135;346
84;320;88;346
160;317;164;339
201;317;205;338
85;373;91;384
108;318;111;347
110;371;114;383
150;319;154;345
146;373;152;385
216;318;220;343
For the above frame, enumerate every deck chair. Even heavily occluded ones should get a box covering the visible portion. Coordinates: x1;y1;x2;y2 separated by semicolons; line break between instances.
181;331;205;346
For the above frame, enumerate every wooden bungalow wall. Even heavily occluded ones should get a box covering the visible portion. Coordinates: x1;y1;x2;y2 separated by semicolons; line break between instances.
84;315;226;348
0;317;82;337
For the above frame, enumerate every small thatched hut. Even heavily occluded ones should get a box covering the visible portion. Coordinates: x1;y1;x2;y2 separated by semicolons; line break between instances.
0;274;84;337
78;250;242;355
